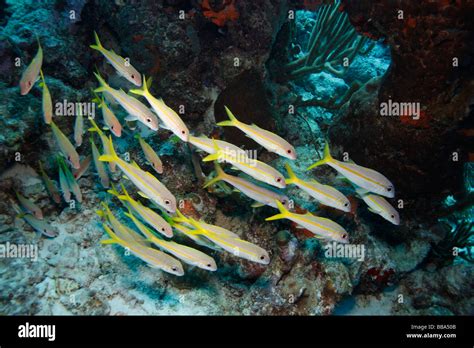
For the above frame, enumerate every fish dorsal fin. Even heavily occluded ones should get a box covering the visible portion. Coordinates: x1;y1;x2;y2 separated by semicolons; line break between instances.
137;191;150;199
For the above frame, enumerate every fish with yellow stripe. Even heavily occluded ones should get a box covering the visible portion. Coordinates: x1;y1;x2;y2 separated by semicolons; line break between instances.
266;201;350;244
108;184;172;238
307;142;395;198
93;72;159;131
130;76;189;142
39;70;52;124
90;138;110;188
204;161;290;209
217;106;296;160
90;31;142;86
356;189;400;225
126;210;217;271
74;106;84;147
50;121;81;169
20;37;43;95
98;135;177;213
97;96;122;137
101;223;184;276
285;163;350;212
88;117;116;173
189;135;248;158
173;211;270;265
202;141;286;189
135;134;163;174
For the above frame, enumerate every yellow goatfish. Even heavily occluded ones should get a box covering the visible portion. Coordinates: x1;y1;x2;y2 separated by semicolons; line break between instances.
186;217;270;265
74;107;84;147
266;201;349;244
356;189;400;225
202;142;286;189
90;138;110;188
90;31;142;86
99;136;177;213
20;37;43;95
285;164;350;213
94;72;159;131
88;117;116;173
50;121;80;169
73;155;92;180
39;161;61;204
98;97;122;137
173;210;239;239
136;134;163;174
204;161;290;209
108;184;172;238
126;210;217;271
101;224;184;276
307;143;395;198
130;76;189;141
15;191;43;219
39;70;52;124
168;220;220;251
217;106;297;160
189;135;247;158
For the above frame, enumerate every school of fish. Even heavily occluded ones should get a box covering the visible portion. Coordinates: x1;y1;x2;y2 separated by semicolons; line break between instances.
14;32;400;276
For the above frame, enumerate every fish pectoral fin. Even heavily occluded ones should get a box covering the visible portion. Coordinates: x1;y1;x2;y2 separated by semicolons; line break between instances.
137;191;150;199
232;189;241;193
122;175;130;180
125;115;137;122
367;207;379;214
251;202;265;208
100;239;116;245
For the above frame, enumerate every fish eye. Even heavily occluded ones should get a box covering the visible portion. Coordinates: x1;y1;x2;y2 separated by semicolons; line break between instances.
342;233;348;239
281;199;286;205
181;130;186;135
391;215;395;218
131;74;135;79
344;203;349;207
207;263;212;268
28;81;32;86
260;255;265;260
276;178;282;183
147;118;151;123
287;149;292;154
161;227;165;232
387;187;392;192
172;266;177;271
165;200;170;205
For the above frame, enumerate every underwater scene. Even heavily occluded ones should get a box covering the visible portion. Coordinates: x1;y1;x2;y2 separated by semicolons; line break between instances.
0;0;473;318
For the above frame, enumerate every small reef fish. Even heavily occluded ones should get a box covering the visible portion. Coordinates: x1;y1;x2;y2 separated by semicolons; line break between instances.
38;161;61;204
204;161;290;209
90;31;142;87
74;107;84;147
99;136;177;213
172;210;269;264
39;70;52;124
98;97;122;137
73;155;92;180
58;164;71;202
136;134;163;174
50;121;81;169
203;141;286;189
356;189;400;225
164;215;221;251
90;138;110;188
285;163;351;213
15;191;43;219
88;117;116;173
130;76;189;141
101;224;184;276
19;213;58;238
20;37;43;95
217;106;297;160
58;157;82;203
307;143;395;198
189;135;247;157
94;72;159;131
173;210;239;239
266;201;350;244
108;184;172;238
126;210;217;271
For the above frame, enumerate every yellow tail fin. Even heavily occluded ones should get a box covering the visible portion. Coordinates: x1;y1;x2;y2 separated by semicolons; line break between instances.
203;161;227;188
306;142;333;170
217;106;239;127
265;200;290;221
101;223;121;244
98;136;118;163
93;71;110;93
129;75;150;96
284;163;299;185
90;31;104;52
173;209;190;224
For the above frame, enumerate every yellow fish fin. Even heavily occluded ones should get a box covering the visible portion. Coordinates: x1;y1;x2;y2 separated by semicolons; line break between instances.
306;141;333;171
217;106;239;127
251;202;265;208
284;163;298;185
265;200;290;221
203;161;226;188
137;191;150;199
